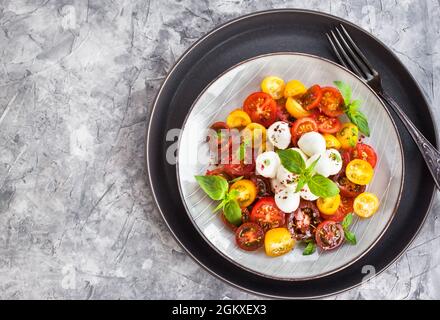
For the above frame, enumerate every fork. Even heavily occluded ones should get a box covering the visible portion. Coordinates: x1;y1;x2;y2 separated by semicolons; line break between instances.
327;24;440;190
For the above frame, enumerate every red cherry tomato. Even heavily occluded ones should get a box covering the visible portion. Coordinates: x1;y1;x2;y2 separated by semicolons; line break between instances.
315;221;345;251
243;92;277;127
235;222;264;251
290;117;318;144
352;143;378;168
286;200;322;241
332;173;366;198
319;87;345;117
223;162;255;178
312;112;342;134
301;85;323;110
341;149;352;171
250;197;285;231
320;196;354;222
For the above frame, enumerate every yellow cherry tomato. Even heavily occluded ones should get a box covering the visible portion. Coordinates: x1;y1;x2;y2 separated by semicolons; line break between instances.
226;109;251;128
229;179;257;208
241;123;267;148
261;76;286;100
284;80;307;98
264;228;295;257
285;97;312;118
354;192;380;218
317;194;341;215
336;123;359;149
346;159;374;185
323;133;342;149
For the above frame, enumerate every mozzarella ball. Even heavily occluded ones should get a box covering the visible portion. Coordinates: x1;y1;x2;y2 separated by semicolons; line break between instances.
270;178;284;194
290;147;308;162
276;165;300;188
267;121;291;150
298;132;326;156
299;184;319;201
306;153;331;178
275;187;301;213
256;151;280;178
326;149;343;176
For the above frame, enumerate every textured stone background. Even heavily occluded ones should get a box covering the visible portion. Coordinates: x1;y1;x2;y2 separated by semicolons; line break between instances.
0;0;439;299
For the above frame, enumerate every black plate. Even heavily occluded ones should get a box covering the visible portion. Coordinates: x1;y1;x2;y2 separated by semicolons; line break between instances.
146;9;438;298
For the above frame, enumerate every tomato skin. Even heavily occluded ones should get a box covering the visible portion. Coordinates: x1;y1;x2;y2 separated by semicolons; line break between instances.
315;221;345;251
250;197;285;231
341;149;352;171
301;85;323;110
337;123;359;149
290;117;318;144
319;87;345;117
312;112;342;134
243;92;277;128
332;173;366;198
235;222;265;251
352;143;378;168
287;200;322;241
320;196;353;222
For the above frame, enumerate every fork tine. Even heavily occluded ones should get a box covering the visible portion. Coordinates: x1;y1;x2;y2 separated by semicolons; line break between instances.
334;27;372;78
328;30;365;78
339;24;377;75
326;33;349;69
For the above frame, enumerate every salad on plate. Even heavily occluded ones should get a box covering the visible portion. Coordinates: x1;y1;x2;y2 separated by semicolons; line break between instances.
195;76;380;257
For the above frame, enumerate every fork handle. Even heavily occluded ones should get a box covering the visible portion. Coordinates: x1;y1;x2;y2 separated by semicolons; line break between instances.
379;91;440;189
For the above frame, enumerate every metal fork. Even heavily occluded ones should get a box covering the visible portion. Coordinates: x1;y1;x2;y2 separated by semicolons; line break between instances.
327;24;440;189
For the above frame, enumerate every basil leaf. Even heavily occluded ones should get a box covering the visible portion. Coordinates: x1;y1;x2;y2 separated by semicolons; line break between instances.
304;156;320;177
227;189;240;200
341;213;353;229
345;230;357;245
277;149;306;174
334;81;352;106
303;242;316;256
195;175;229;201
213;200;226;213
348;110;370;137
230;176;244;184
308;175;340;198
295;176;307;193
223;199;242;226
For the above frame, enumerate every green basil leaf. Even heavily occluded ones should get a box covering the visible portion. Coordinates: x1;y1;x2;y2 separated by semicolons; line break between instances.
349;100;362;112
304;155;320;177
349;111;370;137
341;213;353;229
334;81;352;106
295;176;307;193
223;199;242;226
213;200;226;213
229;176;244;184
303;242;316;256
308;175;340;198
277;149;306;174
345;230;357;245
227;189;240;200
195;175;229;201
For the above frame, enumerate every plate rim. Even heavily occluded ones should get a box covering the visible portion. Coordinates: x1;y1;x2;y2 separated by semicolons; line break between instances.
145;8;438;298
175;51;405;281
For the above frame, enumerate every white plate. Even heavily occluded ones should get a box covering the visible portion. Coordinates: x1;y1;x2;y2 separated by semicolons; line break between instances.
176;53;404;280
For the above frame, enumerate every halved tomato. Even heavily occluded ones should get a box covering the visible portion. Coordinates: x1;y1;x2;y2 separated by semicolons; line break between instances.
223;162;255;178
286;200;322;241
320;196;354;222
312;112;342;134
290;117;318;144
332;173;366;198
243;92;277;128
235;222;264;251
301;85;323;110
250;197;285;231
319;87;345;117
250;175;273;198
352;143;378;168
315;221;344;251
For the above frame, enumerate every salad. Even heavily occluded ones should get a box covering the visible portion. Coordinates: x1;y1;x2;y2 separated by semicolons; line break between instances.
195;76;380;257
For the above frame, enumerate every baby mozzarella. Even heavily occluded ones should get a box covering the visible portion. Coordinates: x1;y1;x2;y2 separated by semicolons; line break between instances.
267;121;291;150
326;149;343;176
256;151;280;178
276;165;300;189
275;187;300;213
298;132;326;157
299;184;319;201
306;153;331;178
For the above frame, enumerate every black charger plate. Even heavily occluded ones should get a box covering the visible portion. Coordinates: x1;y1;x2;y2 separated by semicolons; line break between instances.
146;9;438;298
